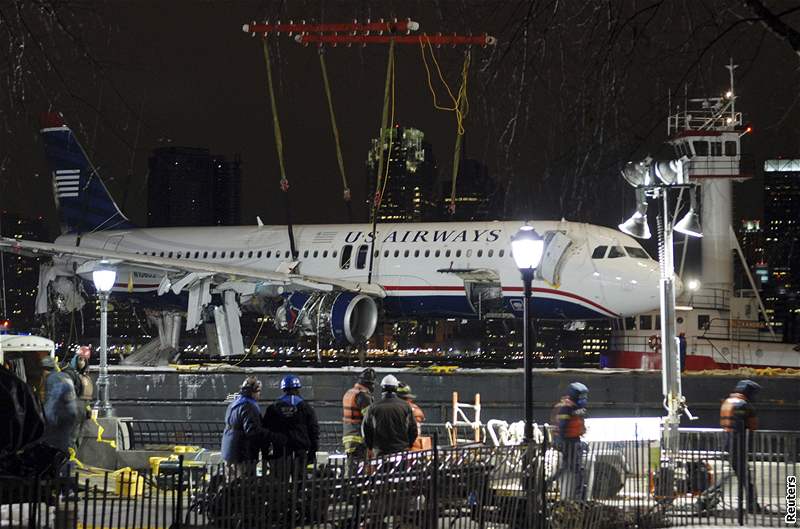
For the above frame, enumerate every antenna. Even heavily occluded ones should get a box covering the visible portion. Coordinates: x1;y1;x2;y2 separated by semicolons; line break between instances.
725;58;738;123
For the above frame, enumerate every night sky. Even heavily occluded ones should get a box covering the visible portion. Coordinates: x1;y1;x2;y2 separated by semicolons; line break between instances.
1;1;799;239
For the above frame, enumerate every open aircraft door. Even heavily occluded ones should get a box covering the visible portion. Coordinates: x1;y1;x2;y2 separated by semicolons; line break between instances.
539;231;573;286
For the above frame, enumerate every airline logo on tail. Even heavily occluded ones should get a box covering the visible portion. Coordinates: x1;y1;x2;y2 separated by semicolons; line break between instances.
54;169;81;198
40;113;134;234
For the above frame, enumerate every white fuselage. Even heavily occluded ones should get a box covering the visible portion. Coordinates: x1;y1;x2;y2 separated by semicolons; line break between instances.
56;220;661;320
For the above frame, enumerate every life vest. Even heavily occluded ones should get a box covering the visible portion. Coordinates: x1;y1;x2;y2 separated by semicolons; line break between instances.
342;383;370;425
550;397;586;440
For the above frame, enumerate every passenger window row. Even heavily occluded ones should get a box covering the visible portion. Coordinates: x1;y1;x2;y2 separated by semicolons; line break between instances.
337;243;506;270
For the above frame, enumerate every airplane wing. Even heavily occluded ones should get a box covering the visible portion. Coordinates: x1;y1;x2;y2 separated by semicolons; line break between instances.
0;237;386;298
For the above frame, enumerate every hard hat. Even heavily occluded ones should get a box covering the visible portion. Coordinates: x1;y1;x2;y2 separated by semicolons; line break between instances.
735;379;761;399
397;383;416;400
281;374;302;391
240;376;262;396
567;382;589;401
358;367;376;385
381;374;400;389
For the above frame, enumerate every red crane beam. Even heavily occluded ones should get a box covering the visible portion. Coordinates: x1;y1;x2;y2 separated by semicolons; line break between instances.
243;19;419;35
294;33;497;46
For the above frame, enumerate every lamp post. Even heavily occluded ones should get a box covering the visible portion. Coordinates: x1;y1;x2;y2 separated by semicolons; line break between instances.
92;263;116;418
511;225;545;442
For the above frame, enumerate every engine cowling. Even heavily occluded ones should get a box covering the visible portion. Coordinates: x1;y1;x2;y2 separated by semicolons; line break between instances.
274;292;378;345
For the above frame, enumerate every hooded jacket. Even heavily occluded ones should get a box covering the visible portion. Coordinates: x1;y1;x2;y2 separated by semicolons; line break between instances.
221;395;274;464
362;392;418;456
40;371;81;452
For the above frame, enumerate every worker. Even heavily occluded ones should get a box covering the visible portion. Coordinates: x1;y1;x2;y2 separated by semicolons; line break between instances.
0;362;45;459
39;356;81;455
362;375;417;457
342;367;376;471
263;375;319;472
61;347;93;448
221;376;281;473
549;382;589;500
720;379;761;513
397;382;425;432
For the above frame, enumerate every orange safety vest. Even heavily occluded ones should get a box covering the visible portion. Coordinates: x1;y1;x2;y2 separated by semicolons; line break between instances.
720;393;758;432
342;383;370;425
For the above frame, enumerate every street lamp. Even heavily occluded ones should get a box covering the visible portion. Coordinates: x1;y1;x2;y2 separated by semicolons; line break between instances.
511;225;544;442
92;262;116;417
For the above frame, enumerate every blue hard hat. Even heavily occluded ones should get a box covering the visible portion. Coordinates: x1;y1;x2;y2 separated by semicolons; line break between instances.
567;382;589;400
281;375;302;391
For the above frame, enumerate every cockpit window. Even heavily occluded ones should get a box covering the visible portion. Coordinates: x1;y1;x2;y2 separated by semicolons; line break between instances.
591;246;607;259
625;246;650;259
607;246;626;258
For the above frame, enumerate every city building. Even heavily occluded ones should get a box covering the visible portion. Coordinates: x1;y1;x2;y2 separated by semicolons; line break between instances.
735;219;766;289
0;212;47;333
366;126;438;222
148;147;241;227
439;158;498;221
762;159;800;342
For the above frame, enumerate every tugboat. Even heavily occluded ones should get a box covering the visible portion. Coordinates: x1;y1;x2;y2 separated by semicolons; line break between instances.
607;62;799;371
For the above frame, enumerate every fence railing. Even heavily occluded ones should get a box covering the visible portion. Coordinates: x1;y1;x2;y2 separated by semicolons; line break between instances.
2;430;796;528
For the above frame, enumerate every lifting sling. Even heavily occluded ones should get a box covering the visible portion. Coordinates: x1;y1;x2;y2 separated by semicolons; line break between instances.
318;49;352;222
262;38;298;259
367;39;396;284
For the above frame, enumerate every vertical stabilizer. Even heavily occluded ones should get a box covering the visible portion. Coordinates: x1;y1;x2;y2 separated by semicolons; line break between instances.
40;113;135;234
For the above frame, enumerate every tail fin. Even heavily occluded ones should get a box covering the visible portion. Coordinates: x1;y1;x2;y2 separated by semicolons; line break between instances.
40;113;135;234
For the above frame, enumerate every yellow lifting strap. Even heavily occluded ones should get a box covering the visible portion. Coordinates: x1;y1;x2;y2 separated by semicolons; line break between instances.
318;50;350;205
372;39;396;221
367;39;396;284
420;39;471;215
262;39;288;192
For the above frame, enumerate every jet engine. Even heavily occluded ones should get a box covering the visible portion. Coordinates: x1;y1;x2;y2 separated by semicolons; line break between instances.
274;291;378;345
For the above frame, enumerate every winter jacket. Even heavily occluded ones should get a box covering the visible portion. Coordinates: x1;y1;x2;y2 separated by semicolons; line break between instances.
263;393;320;460
221;395;273;464
362;392;418;457
40;371;81;452
1;368;45;456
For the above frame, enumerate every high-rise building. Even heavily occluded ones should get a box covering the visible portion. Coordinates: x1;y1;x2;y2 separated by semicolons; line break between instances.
735;219;766;289
439;158;497;221
366;126;437;222
762;159;800;342
148;147;241;227
0;212;47;332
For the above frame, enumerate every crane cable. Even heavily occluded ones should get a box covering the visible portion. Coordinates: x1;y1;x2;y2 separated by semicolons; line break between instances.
420;38;471;216
318;49;353;223
367;39;396;284
262;38;298;259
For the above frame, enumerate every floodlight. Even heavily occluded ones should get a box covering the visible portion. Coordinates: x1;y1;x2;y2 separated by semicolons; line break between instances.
92;261;117;293
511;225;545;270
654;157;688;185
674;187;703;238
687;279;701;291
621;157;654;187
618;188;651;239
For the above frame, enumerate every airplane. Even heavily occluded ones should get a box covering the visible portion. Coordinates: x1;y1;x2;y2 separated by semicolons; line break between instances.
0;116;663;355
